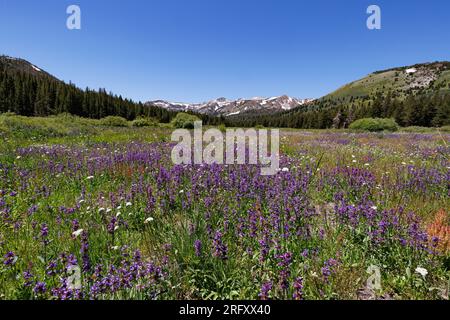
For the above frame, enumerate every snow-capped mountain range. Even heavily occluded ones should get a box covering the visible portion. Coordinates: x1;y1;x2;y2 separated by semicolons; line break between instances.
145;95;314;117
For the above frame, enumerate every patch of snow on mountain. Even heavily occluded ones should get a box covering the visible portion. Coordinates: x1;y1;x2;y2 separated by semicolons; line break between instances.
281;103;291;110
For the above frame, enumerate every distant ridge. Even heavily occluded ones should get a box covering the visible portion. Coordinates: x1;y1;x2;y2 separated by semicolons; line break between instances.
146;96;315;117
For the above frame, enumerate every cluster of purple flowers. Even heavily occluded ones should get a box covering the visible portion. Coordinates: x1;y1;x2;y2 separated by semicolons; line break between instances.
277;252;293;290
194;240;202;257
321;258;339;283
292;277;304;300
80;231;90;272
107;217;117;234
259;281;272;300
3;251;16;266
212;231;228;260
40;223;49;245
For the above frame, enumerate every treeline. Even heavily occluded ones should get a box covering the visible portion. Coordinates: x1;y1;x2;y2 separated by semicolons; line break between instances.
226;92;450;129
2;58;449;129
0;60;221;125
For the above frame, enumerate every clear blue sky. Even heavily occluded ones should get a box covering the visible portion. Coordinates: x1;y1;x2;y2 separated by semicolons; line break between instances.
1;0;449;103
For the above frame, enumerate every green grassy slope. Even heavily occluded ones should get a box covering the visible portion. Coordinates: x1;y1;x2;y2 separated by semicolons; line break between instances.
324;61;450;102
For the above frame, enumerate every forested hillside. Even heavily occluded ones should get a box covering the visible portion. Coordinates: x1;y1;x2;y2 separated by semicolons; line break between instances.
0;56;221;125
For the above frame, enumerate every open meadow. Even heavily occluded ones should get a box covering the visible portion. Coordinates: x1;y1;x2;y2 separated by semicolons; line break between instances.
0;114;449;300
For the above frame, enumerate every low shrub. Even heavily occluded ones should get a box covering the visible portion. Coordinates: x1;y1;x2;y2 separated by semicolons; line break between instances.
171;112;201;129
0;115;69;138
349;118;399;132
131;117;157;127
100;116;128;127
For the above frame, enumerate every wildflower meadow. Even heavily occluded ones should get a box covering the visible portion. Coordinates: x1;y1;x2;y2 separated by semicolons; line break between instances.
0;116;449;300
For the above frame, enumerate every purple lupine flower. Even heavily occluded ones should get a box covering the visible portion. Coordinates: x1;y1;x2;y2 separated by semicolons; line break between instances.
163;243;173;252
80;231;90;272
23;270;34;287
133;250;141;263
72;219;80;232
301;249;309;258
40;223;48;239
277;252;293;290
40;224;49;237
46;261;57;276
13;221;21;232
258;236;270;262
212;231;228;260
28;204;38;216
321;258;339;283
292;277;304;300
33;281;47;295
107;217;117;234
3;251;16;266
194;239;202;257
259;281;272;300
66;254;78;268
40;224;49;245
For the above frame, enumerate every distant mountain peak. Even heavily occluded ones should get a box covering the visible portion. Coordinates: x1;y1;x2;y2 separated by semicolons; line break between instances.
145;96;315;117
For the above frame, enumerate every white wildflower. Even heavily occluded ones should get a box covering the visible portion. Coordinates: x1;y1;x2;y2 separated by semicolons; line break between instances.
72;229;84;238
86;176;94;180
125;202;132;207
144;217;154;224
415;267;428;277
